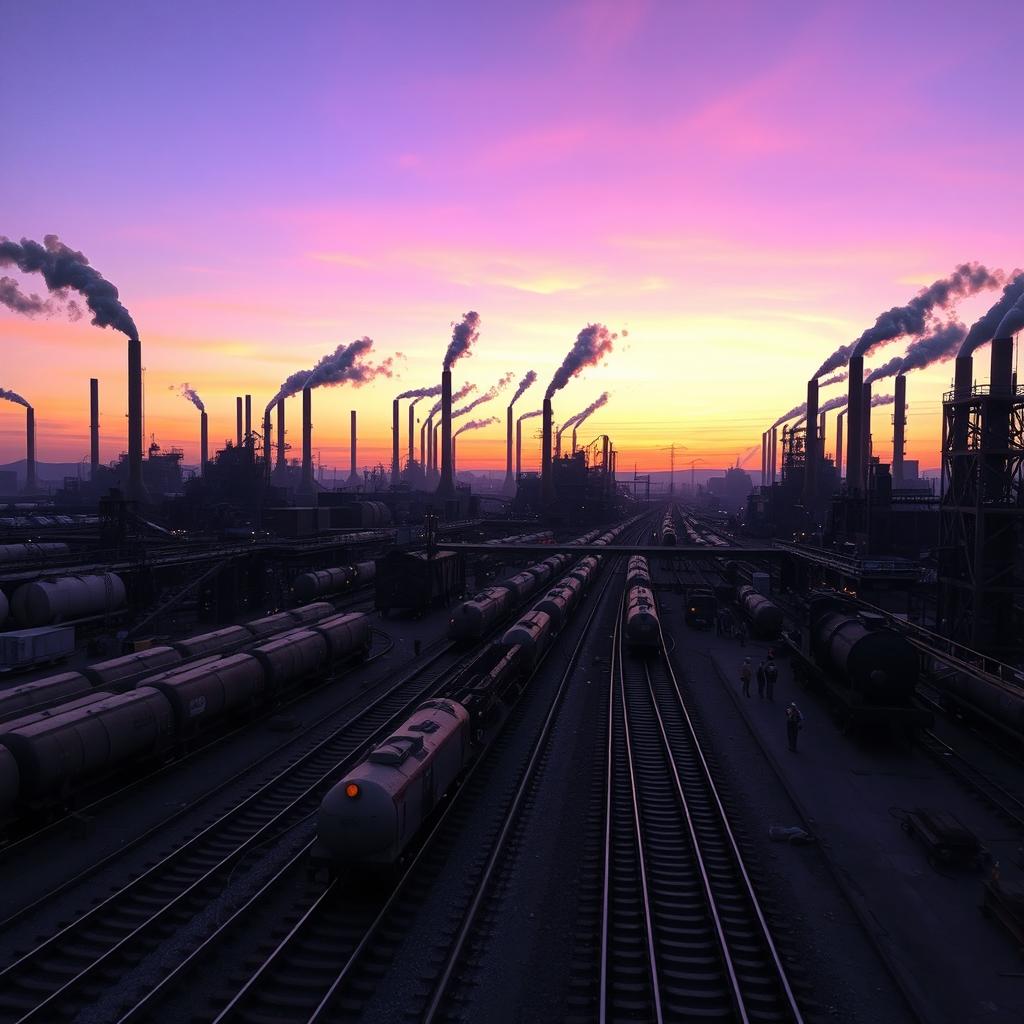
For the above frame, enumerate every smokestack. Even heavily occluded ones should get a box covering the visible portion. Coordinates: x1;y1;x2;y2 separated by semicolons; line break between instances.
504;404;514;492
420;419;427;472
433;422;440;473
25;406;36;492
235;396;243;447
836;411;845;479
516;417;522;481
392;398;400;486
349;409;358;484
452;435;457;477
892;374;907;486
408;403;415;470
761;431;767;484
89;378;99;478
572;425;578;453
128;336;144;500
541;398;554;504
861;381;872;486
245;394;252;446
770;426;777;483
845;355;864;494
301;386;313;491
818;411;826;460
803;378;819;505
602;435;610;480
437;370;455;497
276;398;285;468
200;411;209;475
991;335;1014;395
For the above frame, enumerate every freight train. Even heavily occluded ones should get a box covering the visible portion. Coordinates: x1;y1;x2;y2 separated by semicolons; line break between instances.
293;562;376;602
736;585;783;639
785;594;928;732
0;609;371;824
624;555;661;652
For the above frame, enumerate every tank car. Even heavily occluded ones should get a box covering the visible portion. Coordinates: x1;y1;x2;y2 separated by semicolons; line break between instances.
533;585;576;631
448;587;513;641
501;610;553;667
83;646;183;690
12;572;127;627
500;571;540;603
171;625;250;660
288;602;335;626
736;585;783;639
293;569;352;602
931;664;1024;738
0;542;70;565
1;692;112;734
317;698;471;866
0;589;8;627
661;523;677;547
309;612;371;662
0;745;19;815
0;687;174;801
244;611;297;639
147;654;266;734
252;630;328;690
0;671;91;720
569;556;600;588
626;556;651;589
625;587;661;651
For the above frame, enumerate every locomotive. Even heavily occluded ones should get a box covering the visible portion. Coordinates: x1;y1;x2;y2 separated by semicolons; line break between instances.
623;555;662;651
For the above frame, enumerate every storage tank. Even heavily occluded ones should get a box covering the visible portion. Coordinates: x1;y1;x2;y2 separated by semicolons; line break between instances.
12;573;127;627
0;543;70;565
737;586;783;639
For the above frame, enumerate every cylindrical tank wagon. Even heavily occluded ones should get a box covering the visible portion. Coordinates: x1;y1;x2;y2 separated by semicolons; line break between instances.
11;573;127;627
0;543;70;565
736;585;783;639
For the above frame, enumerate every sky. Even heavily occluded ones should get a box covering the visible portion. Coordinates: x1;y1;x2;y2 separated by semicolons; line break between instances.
1;0;1022;479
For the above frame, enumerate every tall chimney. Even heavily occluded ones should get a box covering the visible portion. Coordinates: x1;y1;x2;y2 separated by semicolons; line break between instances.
541;398;554;504
861;381;872;488
892;374;907;486
408;403;415;471
845;355;864;494
89;378;100;478
516;417;523;481
262;408;272;478
349;409;359;484
452;434;457;478
276;398;286;468
991;335;1014;395
391;398;401;486
235;396;243;447
25;406;36;492
200;411;209;475
602;435;610;481
981;334;1015;504
803;378;819;505
503;404;514;492
244;394;252;446
420;419;427;474
761;431;767;485
301;386;313;491
818;411;826;459
770;426;777;484
572;425;578;453
836;410;845;479
437;370;455;497
128;337;144;500
433;422;441;473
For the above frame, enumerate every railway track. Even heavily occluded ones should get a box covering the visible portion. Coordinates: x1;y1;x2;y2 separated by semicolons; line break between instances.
598;594;803;1023
0;641;470;1024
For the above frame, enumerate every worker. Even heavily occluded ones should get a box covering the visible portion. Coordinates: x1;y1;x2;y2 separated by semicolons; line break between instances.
786;702;804;751
756;659;767;698
764;655;778;701
740;658;752;697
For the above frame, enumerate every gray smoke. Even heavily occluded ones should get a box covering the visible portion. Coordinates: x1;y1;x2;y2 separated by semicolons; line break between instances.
518;408;542;423
0;276;82;320
443;311;481;370
509;370;537;407
0;234;137;339
0;387;30;408
173;383;205;412
958;272;1024;355
863;357;904;386
266;337;393;413
546;323;616;399
452;372;514;419
819;371;847;387
396;384;442;400
813;392;893;420
558;391;610;441
454;415;499;437
814;262;1003;376
996;289;1024;338
428;381;477;418
864;321;967;384
771;401;806;429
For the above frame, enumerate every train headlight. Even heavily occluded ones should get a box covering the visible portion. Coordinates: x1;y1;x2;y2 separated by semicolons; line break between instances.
345;783;360;799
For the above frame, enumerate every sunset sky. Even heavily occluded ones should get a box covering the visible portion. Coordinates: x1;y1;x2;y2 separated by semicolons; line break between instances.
1;1;1022;478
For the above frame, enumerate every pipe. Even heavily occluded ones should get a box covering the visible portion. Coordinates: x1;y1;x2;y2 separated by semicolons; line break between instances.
836;411;845;479
408;402;415;470
803;378;819;505
200;411;209;475
845;355;864;494
89;378;100;478
244;394;252;446
349;409;358;484
861;381;872;488
128;336;144;499
504;403;514;491
276;398;285;468
892;374;907;486
235;396;243;447
391;398;401;485
25;406;36;492
301;386;313;491
541;398;554;504
437;370;454;497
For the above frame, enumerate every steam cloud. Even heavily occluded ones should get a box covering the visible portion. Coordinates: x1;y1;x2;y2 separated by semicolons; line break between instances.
444;311;481;370
518;409;542;423
266;337;393;413
509;370;537;407
0;276;82;320
864;321;967;384
428;382;477;418
173;383;205;412
455;416;499;437
558;391;610;440
546;323;616;399
452;372;514;419
996;289;1024;339
771;401;806;428
959;272;1024;356
811;392;895;421
0;387;30;408
0;234;138;339
819;371;847;387
396;384;442;400
814;262;1003;377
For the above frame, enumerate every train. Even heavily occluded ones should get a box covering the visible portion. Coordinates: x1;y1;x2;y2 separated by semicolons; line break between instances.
736;585;783;639
785;594;928;732
0;610;371;823
293;562;376;602
661;509;677;547
623;555;662;651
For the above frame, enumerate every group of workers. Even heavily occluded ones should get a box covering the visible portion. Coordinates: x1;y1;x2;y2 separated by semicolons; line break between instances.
738;651;804;752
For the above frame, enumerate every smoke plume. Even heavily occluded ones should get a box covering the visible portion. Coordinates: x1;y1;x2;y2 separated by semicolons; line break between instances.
396;384;442;400
996;289;1024;339
546;323;616;399
266;337;393;413
0;387;30;408
173;383;205;412
0;234;137;339
558;391;610;441
509;370;537;406
518;409;542;423
0;276;82;320
428;382;477;418
814;262;1003;377
443;310;481;370
814;392;894;419
452;372;514;418
771;401;806;429
959;272;1024;356
819;371;847;387
736;444;760;468
455;415;499;437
